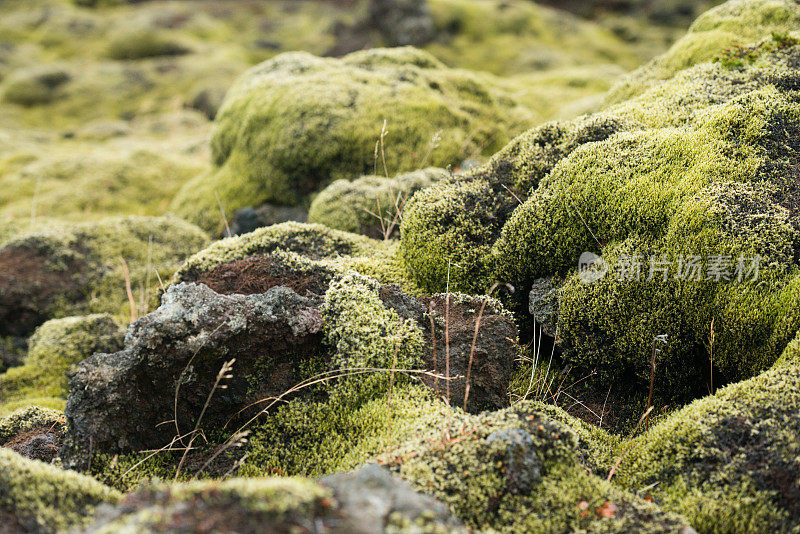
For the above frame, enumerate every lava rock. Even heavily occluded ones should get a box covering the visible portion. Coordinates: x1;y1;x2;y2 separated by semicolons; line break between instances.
62;282;325;466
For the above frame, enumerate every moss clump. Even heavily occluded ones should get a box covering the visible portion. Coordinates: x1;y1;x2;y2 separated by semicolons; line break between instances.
241;384;450;478
607;0;800;102
106;27;191;60
400;178;517;294
322;271;424;391
2;66;71;106
308;167;448;238
0;448;120;533
613;335;800;533
86;477;330;533
384;401;692;532
171;47;536;231
0;406;65;445
0;315;124;413
0;216;209;335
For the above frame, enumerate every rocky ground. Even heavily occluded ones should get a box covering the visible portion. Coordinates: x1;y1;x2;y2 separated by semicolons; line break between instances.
2;0;800;532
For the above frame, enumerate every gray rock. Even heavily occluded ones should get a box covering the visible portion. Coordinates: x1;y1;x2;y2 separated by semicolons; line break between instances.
62;282;325;466
228;204;308;237
529;277;559;338
321;465;467;533
369;0;436;47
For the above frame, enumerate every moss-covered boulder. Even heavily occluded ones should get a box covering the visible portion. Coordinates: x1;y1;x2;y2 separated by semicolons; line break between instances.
608;0;800;102
613;333;800;533
171;47;535;231
0;216;209;336
384;400;693;533
0;447;120;533
62;282;326;464
400;0;800;403
0;406;66;463
84;466;465;533
0;315;124;415
309;167;448;238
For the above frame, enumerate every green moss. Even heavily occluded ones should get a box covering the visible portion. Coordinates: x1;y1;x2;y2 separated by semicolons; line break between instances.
0;148;205;222
242;384;450;478
400;178;515;294
171;47;536;231
385;401;691;532
0;447;120;533
0;315;123;409
308;167;448;237
607;0;800;102
0;406;65;445
613;336;800;533
1;216;209;328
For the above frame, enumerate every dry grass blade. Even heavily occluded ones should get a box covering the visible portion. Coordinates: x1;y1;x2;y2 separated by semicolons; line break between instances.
119;256;137;322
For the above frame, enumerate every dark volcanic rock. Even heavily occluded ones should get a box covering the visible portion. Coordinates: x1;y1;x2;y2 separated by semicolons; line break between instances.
405;292;517;413
369;0;436;47
0;238;87;337
62;282;325;466
528;277;560;338
228;204;308;237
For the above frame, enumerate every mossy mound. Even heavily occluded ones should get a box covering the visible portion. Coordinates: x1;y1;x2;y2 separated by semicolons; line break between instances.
106;26;191;60
384;400;692;533
0;216;209;336
400;0;800;402
607;0;800;102
308;167;448;238
613;334;800;533
0;447;120;533
171;47;536;232
0;315;124;414
2;65;71;107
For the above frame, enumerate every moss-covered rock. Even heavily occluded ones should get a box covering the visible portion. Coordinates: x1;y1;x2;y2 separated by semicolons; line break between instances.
613;334;800;533
400;1;800;402
106;26;191;60
0;315;124;414
172;221;418;292
85;465;465;533
384;400;693;533
0;216;209;336
308;167;448;238
171;47;536;231
0;447;120;533
607;0;800;102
